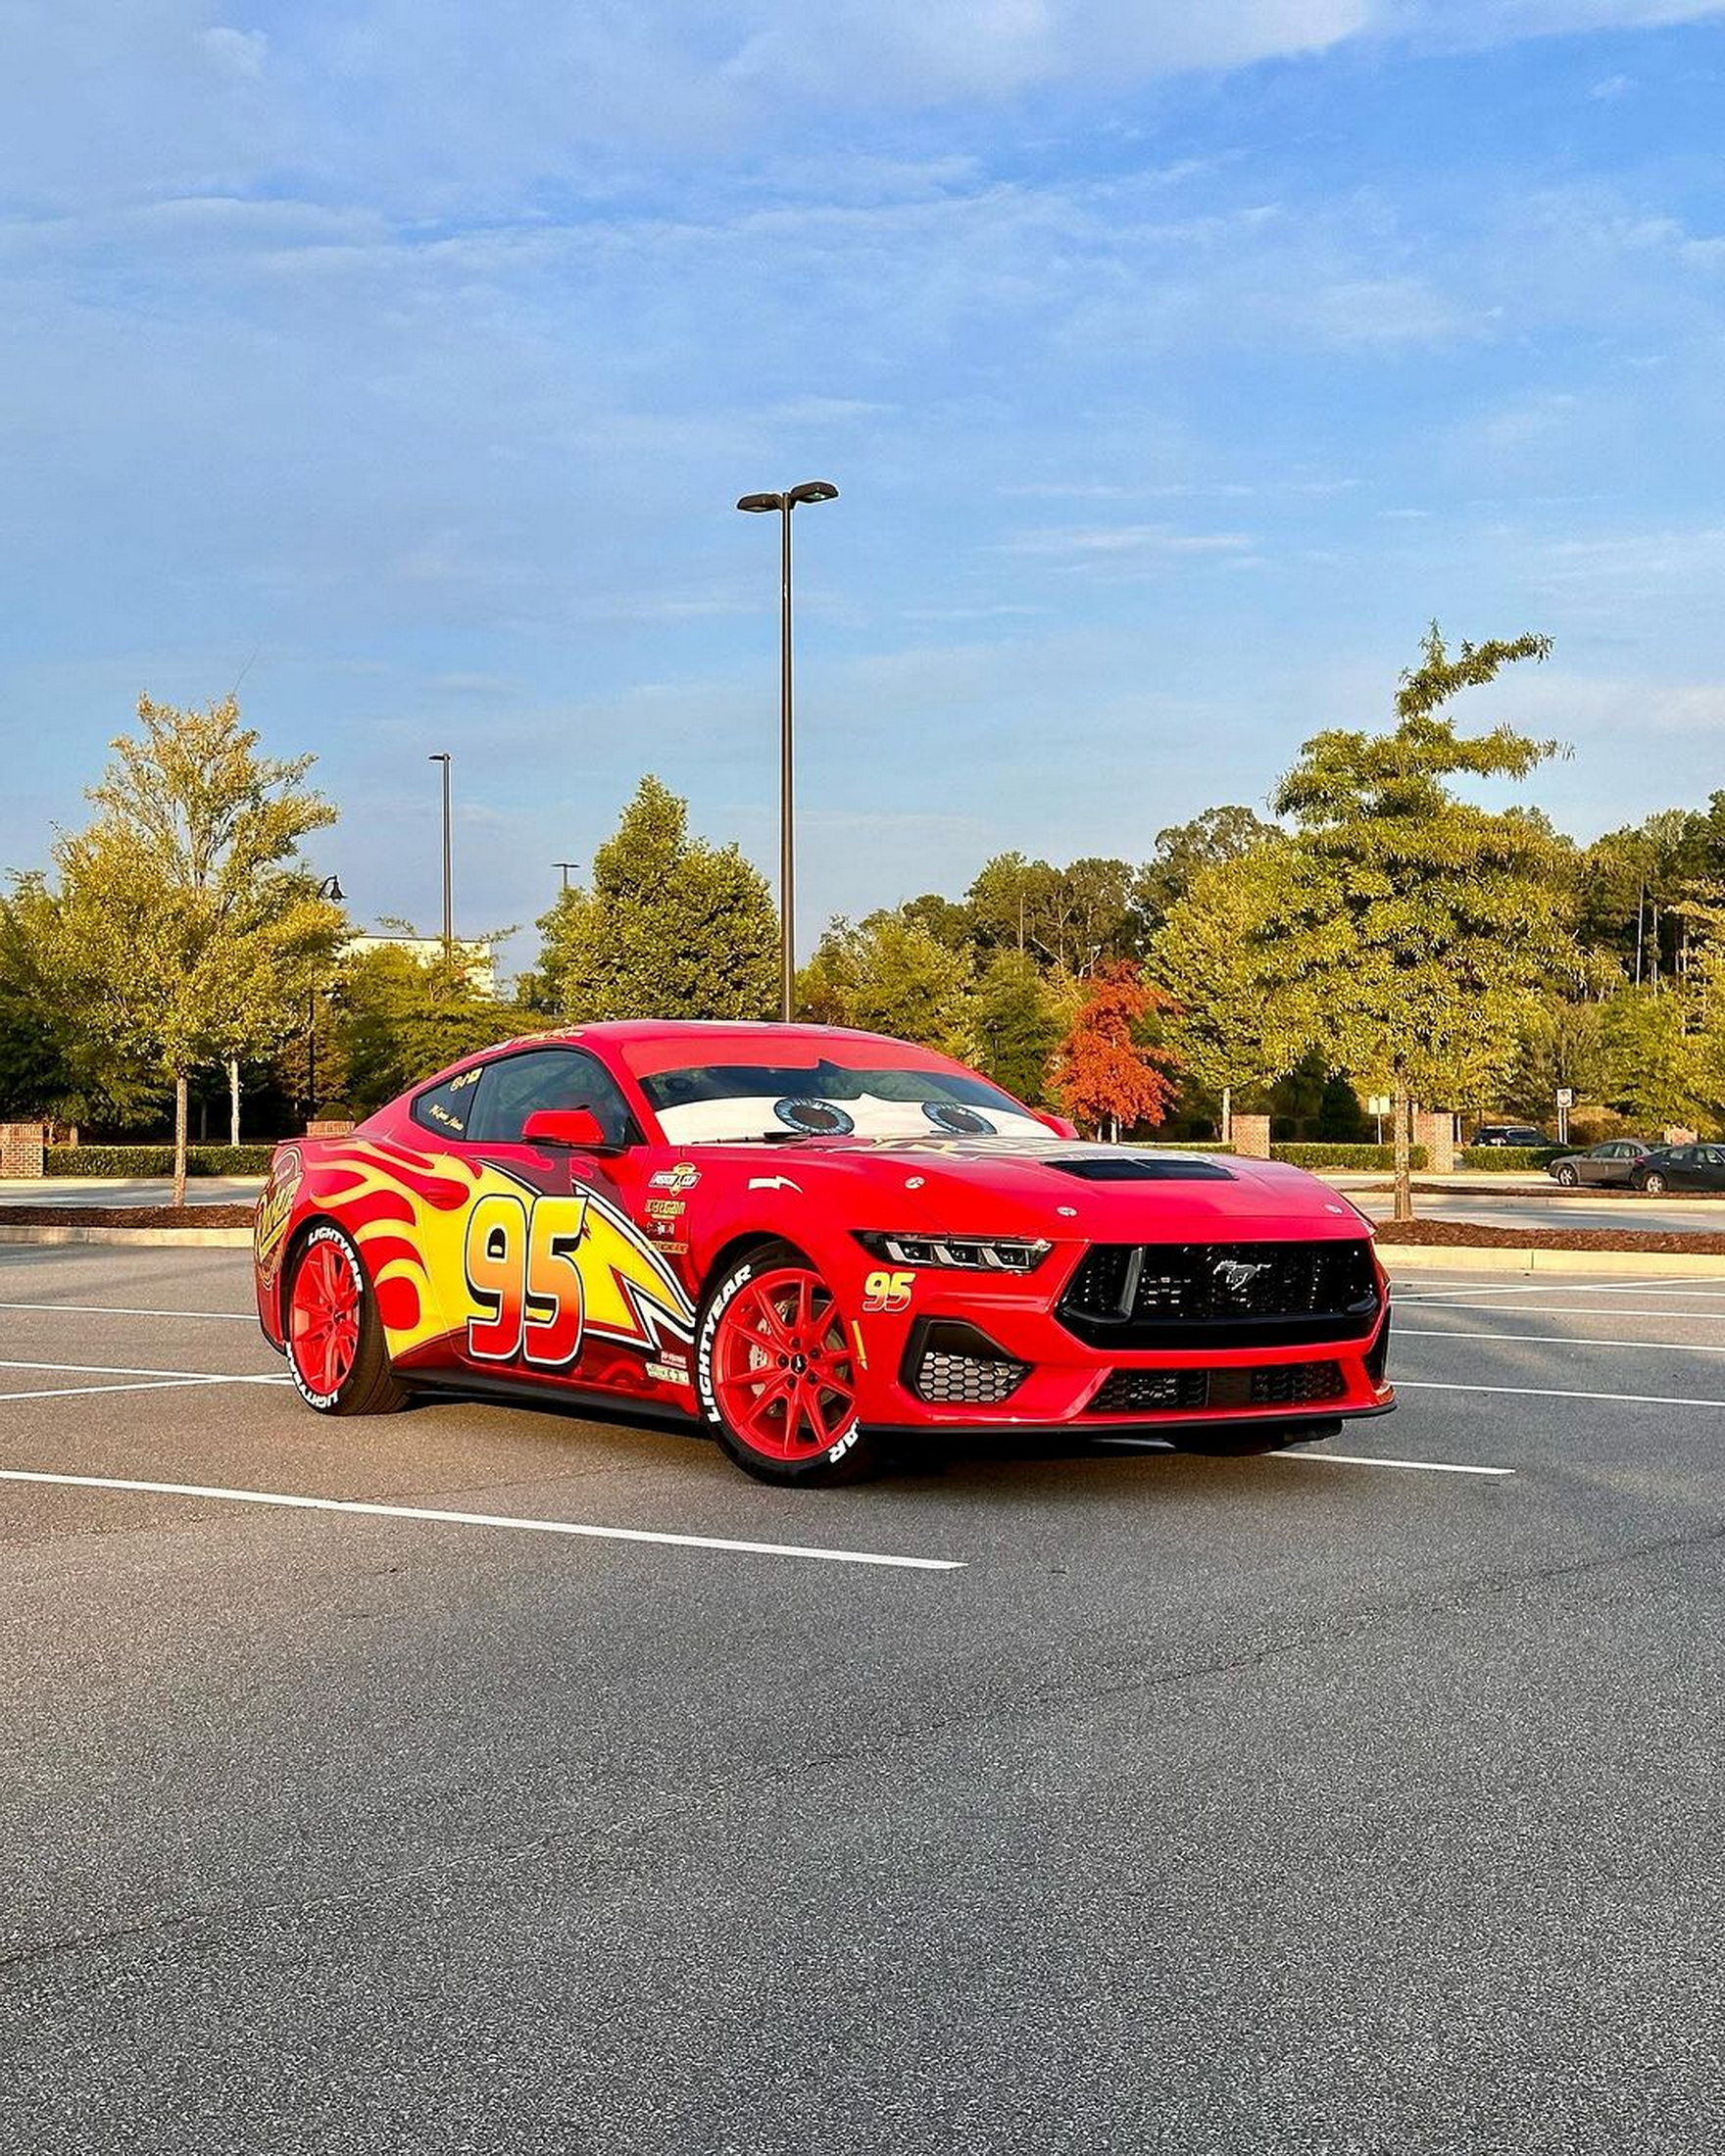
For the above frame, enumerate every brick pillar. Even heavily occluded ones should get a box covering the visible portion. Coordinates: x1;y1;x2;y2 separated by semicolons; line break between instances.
0;1122;46;1177
1413;1110;1454;1173
1232;1112;1271;1159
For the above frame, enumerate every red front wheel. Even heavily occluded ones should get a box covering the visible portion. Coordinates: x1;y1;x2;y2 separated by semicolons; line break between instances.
286;1221;410;1415
696;1243;878;1485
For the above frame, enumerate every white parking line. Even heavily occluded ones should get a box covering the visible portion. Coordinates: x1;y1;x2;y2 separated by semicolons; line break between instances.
1395;1299;1725;1321
0;1301;257;1322
0;1470;965;1571
1399;1329;1725;1355
1399;1379;1725;1410
1396;1279;1725;1302
1275;1450;1513;1478
0;1377;291;1402
0;1358;283;1383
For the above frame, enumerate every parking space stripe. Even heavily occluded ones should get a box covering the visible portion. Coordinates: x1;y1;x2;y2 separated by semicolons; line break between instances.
0;1376;291;1402
1399;1328;1725;1354
1275;1450;1513;1478
0;1301;257;1322
1399;1378;1725;1410
0;1470;966;1571
0;1358;282;1382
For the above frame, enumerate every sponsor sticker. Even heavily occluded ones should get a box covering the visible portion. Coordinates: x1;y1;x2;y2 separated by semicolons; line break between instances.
645;1198;686;1220
649;1162;701;1194
253;1146;304;1282
646;1359;693;1388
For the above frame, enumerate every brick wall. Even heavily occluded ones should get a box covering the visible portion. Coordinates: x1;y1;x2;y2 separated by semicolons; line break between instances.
1413;1109;1455;1173
0;1122;46;1178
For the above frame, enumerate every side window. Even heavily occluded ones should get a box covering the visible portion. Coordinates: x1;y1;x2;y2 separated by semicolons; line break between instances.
410;1063;488;1142
468;1048;641;1149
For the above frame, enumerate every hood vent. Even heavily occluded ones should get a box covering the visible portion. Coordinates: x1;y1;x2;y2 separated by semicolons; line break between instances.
1046;1153;1236;1183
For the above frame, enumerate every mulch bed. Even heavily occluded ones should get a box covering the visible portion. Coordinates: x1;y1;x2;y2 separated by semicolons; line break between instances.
0;1205;257;1230
1373;1216;1725;1256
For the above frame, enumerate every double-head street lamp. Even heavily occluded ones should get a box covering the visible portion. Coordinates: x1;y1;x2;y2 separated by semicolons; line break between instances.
427;753;453;963
736;479;839;1021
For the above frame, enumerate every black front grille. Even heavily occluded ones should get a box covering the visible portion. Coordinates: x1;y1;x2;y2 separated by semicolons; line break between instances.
1088;1360;1346;1416
1060;1240;1379;1349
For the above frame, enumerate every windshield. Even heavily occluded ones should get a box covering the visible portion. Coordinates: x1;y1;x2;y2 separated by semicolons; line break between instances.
635;1056;1052;1146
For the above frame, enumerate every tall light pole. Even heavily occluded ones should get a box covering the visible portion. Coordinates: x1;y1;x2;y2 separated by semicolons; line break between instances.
736;479;839;1021
307;875;345;1122
554;861;577;892
428;754;452;963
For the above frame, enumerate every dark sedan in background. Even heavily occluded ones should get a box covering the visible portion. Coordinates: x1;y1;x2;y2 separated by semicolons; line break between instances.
1628;1144;1725;1194
1546;1140;1656;1187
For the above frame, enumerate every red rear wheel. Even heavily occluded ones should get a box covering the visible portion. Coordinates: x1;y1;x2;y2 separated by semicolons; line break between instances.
286;1221;410;1415
696;1244;878;1484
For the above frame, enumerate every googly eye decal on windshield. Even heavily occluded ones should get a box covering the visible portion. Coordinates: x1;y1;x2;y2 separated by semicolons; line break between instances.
773;1098;855;1136
922;1101;996;1136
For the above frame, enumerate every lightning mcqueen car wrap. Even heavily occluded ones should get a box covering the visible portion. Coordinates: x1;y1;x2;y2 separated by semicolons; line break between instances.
255;1020;1394;1485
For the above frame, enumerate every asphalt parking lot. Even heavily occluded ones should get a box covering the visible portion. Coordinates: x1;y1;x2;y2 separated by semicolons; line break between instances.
4;1247;1723;2155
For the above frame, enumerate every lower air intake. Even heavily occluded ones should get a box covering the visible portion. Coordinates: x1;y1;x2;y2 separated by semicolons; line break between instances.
1088;1361;1347;1415
905;1320;1029;1406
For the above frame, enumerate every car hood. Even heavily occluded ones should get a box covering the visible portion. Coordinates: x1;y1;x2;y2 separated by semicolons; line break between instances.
699;1136;1373;1243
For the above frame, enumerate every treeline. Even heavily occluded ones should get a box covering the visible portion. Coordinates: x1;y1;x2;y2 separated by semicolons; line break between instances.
7;631;1725;1207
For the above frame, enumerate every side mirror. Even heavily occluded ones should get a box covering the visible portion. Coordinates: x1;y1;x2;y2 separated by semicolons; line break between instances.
1042;1113;1080;1140
522;1106;613;1151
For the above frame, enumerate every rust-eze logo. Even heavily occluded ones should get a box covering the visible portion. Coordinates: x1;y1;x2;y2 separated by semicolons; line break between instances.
254;1146;304;1280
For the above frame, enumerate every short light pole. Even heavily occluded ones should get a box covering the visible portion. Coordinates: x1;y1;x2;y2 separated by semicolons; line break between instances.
428;754;453;964
736;479;839;1021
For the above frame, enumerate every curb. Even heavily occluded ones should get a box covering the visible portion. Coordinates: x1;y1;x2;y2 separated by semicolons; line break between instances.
1381;1244;1725;1277
0;1224;254;1249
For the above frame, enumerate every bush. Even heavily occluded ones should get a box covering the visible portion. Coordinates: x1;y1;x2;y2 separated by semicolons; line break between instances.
1269;1143;1430;1170
46;1145;275;1178
1457;1145;1565;1171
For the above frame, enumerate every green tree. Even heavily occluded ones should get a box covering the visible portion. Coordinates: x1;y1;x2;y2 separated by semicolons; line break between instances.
964;853;1142;970
1268;624;1568;1216
797;910;975;1057
1135;805;1282;935
1602;987;1708;1133
1150;842;1306;1139
537;777;777;1021
969;949;1069;1106
42;695;342;1202
327;943;528;1116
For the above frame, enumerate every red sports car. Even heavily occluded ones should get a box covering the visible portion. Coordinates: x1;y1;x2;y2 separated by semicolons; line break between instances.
254;1020;1394;1484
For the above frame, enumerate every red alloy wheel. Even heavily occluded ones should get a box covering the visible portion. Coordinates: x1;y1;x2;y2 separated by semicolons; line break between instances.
289;1236;363;1397
709;1265;858;1462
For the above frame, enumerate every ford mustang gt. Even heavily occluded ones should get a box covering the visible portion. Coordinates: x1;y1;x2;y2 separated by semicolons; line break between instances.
254;1020;1394;1484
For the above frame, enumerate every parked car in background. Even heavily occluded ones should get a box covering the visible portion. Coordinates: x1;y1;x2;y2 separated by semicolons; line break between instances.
1628;1144;1725;1194
1470;1123;1547;1148
1546;1140;1656;1187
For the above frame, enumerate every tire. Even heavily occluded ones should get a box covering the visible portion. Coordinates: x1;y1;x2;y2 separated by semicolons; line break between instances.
1168;1419;1339;1456
695;1241;880;1486
285;1220;411;1415
1554;1164;1579;1187
1641;1172;1666;1195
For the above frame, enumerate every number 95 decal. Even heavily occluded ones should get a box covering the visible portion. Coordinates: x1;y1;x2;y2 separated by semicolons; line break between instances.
464;1193;588;1367
862;1268;914;1313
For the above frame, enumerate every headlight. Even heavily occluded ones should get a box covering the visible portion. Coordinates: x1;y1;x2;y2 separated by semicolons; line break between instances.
854;1231;1053;1273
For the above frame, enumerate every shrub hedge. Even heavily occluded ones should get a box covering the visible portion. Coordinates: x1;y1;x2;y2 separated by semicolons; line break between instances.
46;1145;276;1177
1457;1145;1565;1171
1269;1142;1430;1170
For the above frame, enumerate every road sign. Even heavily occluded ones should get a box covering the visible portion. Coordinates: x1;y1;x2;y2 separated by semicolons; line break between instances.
1555;1087;1574;1108
1366;1095;1391;1116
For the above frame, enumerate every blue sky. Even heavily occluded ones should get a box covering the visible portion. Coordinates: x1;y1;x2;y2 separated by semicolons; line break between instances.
3;2;1723;974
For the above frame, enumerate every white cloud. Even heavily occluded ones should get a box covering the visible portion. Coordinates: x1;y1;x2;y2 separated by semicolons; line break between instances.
199;25;267;79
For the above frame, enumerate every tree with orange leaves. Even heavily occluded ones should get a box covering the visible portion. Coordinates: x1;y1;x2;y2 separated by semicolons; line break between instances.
1050;961;1180;1141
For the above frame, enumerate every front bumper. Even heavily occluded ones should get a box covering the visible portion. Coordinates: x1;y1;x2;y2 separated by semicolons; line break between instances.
844;1257;1394;1433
